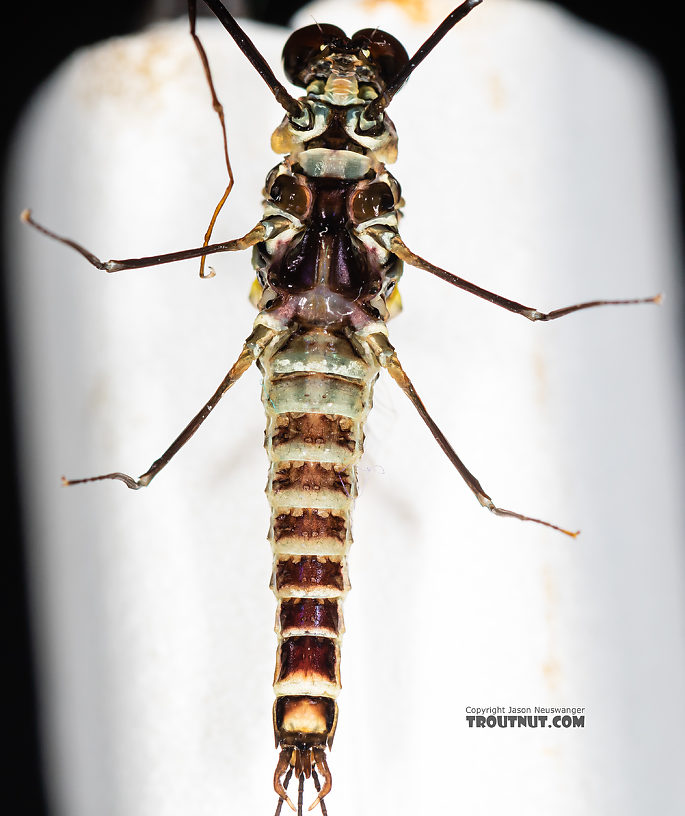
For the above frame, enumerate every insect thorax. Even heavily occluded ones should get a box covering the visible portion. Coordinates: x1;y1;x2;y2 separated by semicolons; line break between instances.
249;76;404;331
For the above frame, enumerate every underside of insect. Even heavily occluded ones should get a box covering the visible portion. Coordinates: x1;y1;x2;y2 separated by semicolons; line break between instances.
22;0;660;813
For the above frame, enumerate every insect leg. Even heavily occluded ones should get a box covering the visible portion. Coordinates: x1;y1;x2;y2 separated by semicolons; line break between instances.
199;0;303;118
365;331;579;537
388;233;660;321
62;324;279;490
188;0;234;278
21;209;265;273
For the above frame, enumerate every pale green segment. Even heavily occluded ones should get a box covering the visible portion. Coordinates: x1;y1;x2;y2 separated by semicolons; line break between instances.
261;330;380;559
261;332;381;702
267;332;370;381
261;331;379;462
265;437;357;466
269;488;353;512
267;375;365;418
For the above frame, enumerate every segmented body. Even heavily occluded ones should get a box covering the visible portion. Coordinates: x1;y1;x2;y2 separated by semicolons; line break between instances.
262;331;377;761
249;39;407;796
26;1;651;809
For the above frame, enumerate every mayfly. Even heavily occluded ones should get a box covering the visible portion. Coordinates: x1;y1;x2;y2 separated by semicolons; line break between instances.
22;0;659;812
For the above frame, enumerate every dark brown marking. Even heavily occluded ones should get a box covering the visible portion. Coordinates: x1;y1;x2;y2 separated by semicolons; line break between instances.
273;509;347;543
271;461;352;495
270;371;359;390
306;107;362;152
277;636;338;685
272;413;356;452
267;179;382;298
350;181;396;223
279;599;341;635
275;556;345;592
268;174;313;220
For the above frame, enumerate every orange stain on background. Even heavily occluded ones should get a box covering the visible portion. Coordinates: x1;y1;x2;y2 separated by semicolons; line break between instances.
361;0;433;25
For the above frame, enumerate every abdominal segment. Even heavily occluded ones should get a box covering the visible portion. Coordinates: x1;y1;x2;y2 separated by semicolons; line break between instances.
260;328;378;751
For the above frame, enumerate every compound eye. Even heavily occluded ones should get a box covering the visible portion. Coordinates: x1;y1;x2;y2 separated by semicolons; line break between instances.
350;182;396;222
350;28;409;87
269;174;312;219
282;24;348;87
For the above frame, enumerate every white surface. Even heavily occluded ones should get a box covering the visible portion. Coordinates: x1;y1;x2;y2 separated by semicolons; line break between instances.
7;1;685;814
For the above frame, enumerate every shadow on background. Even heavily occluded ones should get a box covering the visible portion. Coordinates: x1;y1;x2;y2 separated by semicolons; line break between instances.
2;2;681;813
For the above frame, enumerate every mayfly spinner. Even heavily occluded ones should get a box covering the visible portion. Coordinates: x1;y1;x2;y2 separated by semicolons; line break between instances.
23;0;659;812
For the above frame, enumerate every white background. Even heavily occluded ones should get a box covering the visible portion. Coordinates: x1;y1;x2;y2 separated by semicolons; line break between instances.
7;1;685;813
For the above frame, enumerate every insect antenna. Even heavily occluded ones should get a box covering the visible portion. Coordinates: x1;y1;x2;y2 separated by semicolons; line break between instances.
187;0;235;278
367;0;483;118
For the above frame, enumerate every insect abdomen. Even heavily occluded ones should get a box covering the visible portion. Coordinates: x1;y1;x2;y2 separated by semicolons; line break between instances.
261;328;378;749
